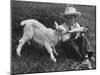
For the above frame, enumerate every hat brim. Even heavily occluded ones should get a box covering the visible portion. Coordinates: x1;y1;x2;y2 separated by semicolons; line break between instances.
60;12;81;17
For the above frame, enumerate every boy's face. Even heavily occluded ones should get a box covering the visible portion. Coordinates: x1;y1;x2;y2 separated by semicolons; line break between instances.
64;15;77;25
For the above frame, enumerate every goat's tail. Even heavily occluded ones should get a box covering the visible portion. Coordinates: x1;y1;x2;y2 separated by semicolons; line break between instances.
20;20;27;26
20;19;35;26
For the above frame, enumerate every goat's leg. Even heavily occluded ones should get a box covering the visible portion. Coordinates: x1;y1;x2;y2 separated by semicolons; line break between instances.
53;48;58;56
16;32;29;56
16;29;33;56
44;42;56;62
52;46;58;56
16;38;25;56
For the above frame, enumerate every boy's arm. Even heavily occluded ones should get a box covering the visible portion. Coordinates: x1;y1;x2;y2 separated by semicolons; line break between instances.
75;22;81;39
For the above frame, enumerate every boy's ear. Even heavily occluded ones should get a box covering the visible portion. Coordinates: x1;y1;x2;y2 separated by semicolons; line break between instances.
54;21;59;28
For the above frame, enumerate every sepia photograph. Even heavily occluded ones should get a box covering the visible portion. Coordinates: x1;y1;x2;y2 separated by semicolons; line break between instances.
11;0;96;74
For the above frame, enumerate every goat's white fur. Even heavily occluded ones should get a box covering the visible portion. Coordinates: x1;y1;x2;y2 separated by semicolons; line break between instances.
16;19;66;62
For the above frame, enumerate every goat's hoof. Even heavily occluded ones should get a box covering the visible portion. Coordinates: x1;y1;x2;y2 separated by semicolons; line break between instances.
17;53;21;56
17;51;21;56
53;59;57;62
55;53;58;56
51;58;56;62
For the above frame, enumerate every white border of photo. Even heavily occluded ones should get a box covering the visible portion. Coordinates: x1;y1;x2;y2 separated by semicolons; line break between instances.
0;0;99;75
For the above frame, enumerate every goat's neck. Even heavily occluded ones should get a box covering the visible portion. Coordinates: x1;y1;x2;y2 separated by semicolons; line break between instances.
53;30;62;41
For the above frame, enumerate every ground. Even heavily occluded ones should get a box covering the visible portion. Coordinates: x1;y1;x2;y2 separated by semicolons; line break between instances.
11;1;96;74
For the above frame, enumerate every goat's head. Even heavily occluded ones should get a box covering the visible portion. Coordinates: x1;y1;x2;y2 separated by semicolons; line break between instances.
54;21;66;33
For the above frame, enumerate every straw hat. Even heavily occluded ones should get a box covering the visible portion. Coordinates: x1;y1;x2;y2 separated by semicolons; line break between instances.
61;7;81;16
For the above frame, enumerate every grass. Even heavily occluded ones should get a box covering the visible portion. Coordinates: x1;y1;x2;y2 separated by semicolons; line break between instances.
11;1;96;74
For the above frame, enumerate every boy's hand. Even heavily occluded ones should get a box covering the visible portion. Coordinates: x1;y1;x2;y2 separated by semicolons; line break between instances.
68;27;88;33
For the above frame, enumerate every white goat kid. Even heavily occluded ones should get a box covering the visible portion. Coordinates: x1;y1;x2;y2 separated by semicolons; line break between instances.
16;19;66;62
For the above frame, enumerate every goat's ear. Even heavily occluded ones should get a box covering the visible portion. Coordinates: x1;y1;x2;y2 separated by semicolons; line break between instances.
54;21;59;28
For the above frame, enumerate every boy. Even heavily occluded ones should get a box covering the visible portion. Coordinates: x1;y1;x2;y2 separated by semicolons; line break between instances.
60;7;94;69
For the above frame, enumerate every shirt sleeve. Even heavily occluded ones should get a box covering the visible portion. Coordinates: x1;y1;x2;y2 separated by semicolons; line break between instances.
74;22;81;39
